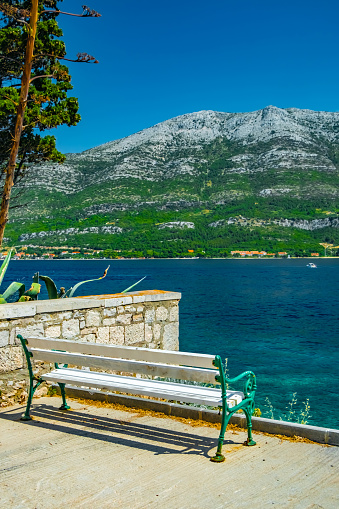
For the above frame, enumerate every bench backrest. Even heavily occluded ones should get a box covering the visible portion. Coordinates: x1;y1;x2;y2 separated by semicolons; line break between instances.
25;337;219;385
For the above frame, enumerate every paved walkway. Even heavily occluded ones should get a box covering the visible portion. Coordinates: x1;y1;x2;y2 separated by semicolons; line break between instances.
1;397;338;509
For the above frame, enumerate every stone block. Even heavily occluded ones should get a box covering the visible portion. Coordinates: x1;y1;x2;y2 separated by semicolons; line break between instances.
109;326;124;345
86;310;101;327
81;334;96;342
155;306;168;321
145;308;155;324
45;325;61;338
158;292;182;301
0;346;24;372
104;296;133;307
9;318;32;327
38;314;53;322
132;314;143;322
169;306;179;322
124;305;136;313
145;324;153;342
136;306;144;313
36;300;74;314
0;330;9;347
73;311;85;319
116;314;132;325
9;329;16;346
103;318;116;326
14;323;44;343
71;298;102;310
97;326;110;344
81;327;97;335
36;297;101;314
152;323;162;341
162;323;179;351
61;319;80;339
103;307;116;317
0;302;36;320
125;323;144;345
133;296;146;304
57;312;73;320
33;386;48;398
142;291;181;302
80;320;86;329
117;306;125;314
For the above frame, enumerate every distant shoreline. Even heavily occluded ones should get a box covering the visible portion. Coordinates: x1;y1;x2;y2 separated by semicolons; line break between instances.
8;256;339;261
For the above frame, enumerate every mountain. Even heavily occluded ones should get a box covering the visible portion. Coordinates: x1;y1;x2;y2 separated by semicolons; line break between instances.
5;106;339;257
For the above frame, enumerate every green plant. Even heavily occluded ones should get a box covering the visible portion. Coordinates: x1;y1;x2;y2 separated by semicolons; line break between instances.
33;266;112;299
47;385;58;397
286;392;298;422
263;393;312;425
281;394;311;425
264;397;275;420
0;249;41;303
298;398;311;425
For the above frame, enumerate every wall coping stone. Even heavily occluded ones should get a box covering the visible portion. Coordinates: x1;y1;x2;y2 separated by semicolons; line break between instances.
0;290;181;319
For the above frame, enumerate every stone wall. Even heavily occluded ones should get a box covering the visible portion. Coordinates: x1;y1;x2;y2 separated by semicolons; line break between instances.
0;290;181;374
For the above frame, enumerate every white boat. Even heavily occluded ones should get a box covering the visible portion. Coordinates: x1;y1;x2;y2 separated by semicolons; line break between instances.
306;262;317;268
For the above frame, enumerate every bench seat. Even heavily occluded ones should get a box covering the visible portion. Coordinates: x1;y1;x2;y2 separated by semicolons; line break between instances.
43;368;244;407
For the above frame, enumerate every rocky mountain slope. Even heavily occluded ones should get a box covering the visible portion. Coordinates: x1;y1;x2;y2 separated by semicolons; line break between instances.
21;105;339;203
6;106;339;254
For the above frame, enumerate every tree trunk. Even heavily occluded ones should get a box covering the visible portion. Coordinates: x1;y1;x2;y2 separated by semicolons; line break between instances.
0;0;39;248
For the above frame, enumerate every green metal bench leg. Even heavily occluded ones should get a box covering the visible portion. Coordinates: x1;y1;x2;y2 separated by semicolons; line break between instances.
21;384;34;421
21;379;42;421
58;383;70;410
17;334;42;421
243;407;256;446
210;409;231;463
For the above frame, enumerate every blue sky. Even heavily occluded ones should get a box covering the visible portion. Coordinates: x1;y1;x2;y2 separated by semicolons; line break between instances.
53;0;339;153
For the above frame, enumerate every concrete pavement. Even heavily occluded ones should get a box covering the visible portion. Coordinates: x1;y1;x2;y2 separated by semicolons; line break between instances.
1;397;338;509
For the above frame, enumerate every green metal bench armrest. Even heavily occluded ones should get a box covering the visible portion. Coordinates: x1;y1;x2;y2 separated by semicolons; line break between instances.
226;370;256;399
213;355;256;402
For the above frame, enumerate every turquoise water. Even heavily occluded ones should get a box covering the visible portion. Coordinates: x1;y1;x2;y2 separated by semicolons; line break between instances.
5;258;339;429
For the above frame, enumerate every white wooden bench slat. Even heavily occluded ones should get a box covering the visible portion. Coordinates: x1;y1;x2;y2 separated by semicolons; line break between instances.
26;337;215;369
46;368;221;396
30;348;219;384
42;368;244;407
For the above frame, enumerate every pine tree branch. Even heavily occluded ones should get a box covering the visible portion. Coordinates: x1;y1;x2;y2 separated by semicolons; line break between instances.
41;5;101;18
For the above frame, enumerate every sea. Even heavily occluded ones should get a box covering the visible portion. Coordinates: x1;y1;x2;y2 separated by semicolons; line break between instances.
4;258;339;430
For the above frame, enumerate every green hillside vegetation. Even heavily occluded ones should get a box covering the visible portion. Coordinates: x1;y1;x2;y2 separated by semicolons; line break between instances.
5;199;339;258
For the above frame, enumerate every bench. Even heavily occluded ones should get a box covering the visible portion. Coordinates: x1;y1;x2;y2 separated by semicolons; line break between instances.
17;335;257;462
